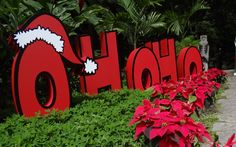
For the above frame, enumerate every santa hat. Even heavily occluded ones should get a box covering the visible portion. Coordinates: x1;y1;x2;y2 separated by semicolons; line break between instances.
13;13;97;74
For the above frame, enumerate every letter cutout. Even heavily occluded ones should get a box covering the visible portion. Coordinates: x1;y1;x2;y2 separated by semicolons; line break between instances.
145;38;178;82
11;13;97;117
126;47;161;90
12;43;70;117
177;46;203;78
76;32;122;94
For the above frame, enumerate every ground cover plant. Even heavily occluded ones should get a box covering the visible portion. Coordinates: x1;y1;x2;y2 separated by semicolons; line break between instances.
0;89;152;146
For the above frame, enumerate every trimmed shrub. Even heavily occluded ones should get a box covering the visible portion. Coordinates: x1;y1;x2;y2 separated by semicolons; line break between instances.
0;89;151;146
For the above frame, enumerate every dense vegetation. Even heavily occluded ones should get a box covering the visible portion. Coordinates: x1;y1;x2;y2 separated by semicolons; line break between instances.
0;89;150;146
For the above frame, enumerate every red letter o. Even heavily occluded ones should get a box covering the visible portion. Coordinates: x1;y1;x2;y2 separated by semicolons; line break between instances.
12;41;70;117
177;46;203;79
126;47;161;90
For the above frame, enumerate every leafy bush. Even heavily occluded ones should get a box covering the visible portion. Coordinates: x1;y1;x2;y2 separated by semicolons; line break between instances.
175;35;200;55
0;89;151;146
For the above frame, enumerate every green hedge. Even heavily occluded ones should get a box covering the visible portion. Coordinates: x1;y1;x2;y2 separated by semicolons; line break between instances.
0;89;151;146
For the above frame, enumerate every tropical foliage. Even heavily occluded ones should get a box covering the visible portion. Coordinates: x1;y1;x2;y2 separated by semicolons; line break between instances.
163;0;209;38
109;0;166;49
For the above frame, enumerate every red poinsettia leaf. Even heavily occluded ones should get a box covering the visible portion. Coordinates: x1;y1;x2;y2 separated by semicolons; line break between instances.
198;135;204;143
171;100;182;111
134;122;146;140
179;126;189;138
228;141;236;147
153;121;162;127
169;91;177;100
159;135;180;147
182;92;189;99
158;126;168;137
215;82;221;89
179;137;186;147
185;123;197;132
154;85;163;93
215;142;221;147
149;127;159;140
196;123;213;142
186;143;192;147
181;88;193;99
225;133;236;147
204;132;213;142
150;127;168;139
195;98;204;109
134;106;144;115
195;90;207;100
143;99;152;112
143;99;152;107
153;98;160;106
167;124;180;134
160;99;171;106
129;117;139;126
148;108;161;119
129;106;144;126
156;112;175;122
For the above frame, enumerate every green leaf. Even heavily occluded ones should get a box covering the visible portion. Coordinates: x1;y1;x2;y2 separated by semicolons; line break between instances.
151;22;166;28
189;95;197;103
117;0;140;23
21;0;43;12
160;105;170;110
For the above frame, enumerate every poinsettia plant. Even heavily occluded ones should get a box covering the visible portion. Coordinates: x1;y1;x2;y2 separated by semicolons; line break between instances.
152;68;225;110
206;68;227;84
129;99;212;146
129;68;233;146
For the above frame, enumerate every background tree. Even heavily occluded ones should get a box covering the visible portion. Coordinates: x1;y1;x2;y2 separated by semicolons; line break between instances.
86;0;166;50
194;0;236;68
159;0;209;55
162;0;209;39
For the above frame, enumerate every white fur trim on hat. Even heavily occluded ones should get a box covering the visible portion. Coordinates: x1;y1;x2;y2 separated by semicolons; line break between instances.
84;58;98;74
14;26;64;52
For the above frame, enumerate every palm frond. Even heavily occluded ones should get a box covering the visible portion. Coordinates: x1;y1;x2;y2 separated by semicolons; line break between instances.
189;0;210;18
148;0;164;6
73;5;109;29
138;12;165;36
136;0;164;9
117;0;140;23
165;11;182;35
